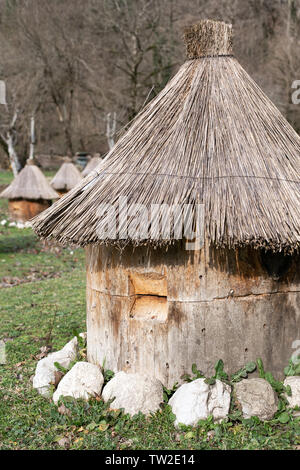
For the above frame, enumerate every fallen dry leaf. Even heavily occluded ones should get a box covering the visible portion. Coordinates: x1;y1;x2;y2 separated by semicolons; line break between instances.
35;346;51;360
15;361;26;367
54;370;64;386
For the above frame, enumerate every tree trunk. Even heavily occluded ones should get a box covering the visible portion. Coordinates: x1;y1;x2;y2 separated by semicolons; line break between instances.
7;132;21;177
106;112;116;150
29;116;35;160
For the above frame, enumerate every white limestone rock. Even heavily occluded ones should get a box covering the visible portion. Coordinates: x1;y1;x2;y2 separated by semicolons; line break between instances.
169;378;231;427
234;378;278;421
53;361;104;404
102;371;163;416
33;337;78;396
284;376;300;414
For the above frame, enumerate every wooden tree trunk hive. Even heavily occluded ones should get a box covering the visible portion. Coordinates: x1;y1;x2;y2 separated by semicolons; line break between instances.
86;243;300;387
0;159;59;221
8;198;51;222
31;20;300;388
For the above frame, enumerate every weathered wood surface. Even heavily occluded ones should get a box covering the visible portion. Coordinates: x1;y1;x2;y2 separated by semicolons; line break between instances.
86;243;300;387
8;198;51;222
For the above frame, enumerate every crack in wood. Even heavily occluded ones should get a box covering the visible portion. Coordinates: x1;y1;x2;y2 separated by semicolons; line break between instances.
87;286;300;302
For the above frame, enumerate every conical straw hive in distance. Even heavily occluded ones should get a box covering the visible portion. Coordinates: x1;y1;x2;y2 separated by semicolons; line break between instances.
0;159;59;222
33;20;300;387
82;154;102;177
51;157;82;196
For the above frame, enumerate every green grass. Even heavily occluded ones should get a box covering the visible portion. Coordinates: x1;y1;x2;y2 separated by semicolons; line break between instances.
0;192;299;450
0;169;56;186
0;170;14;186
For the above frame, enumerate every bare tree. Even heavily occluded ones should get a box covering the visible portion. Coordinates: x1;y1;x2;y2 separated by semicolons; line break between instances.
106;112;117;150
97;0;178;123
0;0;299;167
269;0;300;131
0;108;21;177
29;116;35;160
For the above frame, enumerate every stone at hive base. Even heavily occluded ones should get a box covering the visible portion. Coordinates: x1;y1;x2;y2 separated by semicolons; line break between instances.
169;378;231;427
33;337;78;396
53;361;104;404
102;371;163;416
234;378;278;420
284;376;300;415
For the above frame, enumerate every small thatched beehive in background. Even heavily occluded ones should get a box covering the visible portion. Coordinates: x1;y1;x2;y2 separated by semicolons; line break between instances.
51;157;82;196
0;159;59;222
82;154;102;177
33;20;300;387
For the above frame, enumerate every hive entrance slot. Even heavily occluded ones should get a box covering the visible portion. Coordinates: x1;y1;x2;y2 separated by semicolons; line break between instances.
129;272;168;322
260;250;292;280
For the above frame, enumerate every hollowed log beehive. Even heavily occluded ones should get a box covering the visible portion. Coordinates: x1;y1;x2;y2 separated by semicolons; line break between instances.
0;160;59;222
33;20;300;387
8;198;51;222
86;244;299;387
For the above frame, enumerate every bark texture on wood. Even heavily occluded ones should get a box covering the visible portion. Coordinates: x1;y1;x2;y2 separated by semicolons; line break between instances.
86;243;300;387
8;198;51;222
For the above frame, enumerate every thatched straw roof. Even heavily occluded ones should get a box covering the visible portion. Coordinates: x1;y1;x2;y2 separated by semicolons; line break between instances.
32;20;300;253
0;160;59;200
82;155;102;177
51;159;82;191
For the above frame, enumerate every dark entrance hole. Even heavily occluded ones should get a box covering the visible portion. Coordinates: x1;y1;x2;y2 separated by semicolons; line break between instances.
260;250;292;280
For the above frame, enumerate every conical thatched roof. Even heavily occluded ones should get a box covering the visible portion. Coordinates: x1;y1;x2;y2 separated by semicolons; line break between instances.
0;159;59;200
32;20;300;253
82;155;102;177
51;158;82;191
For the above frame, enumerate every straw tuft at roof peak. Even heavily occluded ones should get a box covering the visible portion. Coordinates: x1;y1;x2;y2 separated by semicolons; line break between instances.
184;19;233;59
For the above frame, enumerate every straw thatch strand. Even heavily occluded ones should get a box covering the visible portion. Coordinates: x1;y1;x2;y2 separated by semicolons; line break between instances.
82;155;102;177
51;162;82;191
0;161;59;200
184;20;233;58
32;22;300;253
